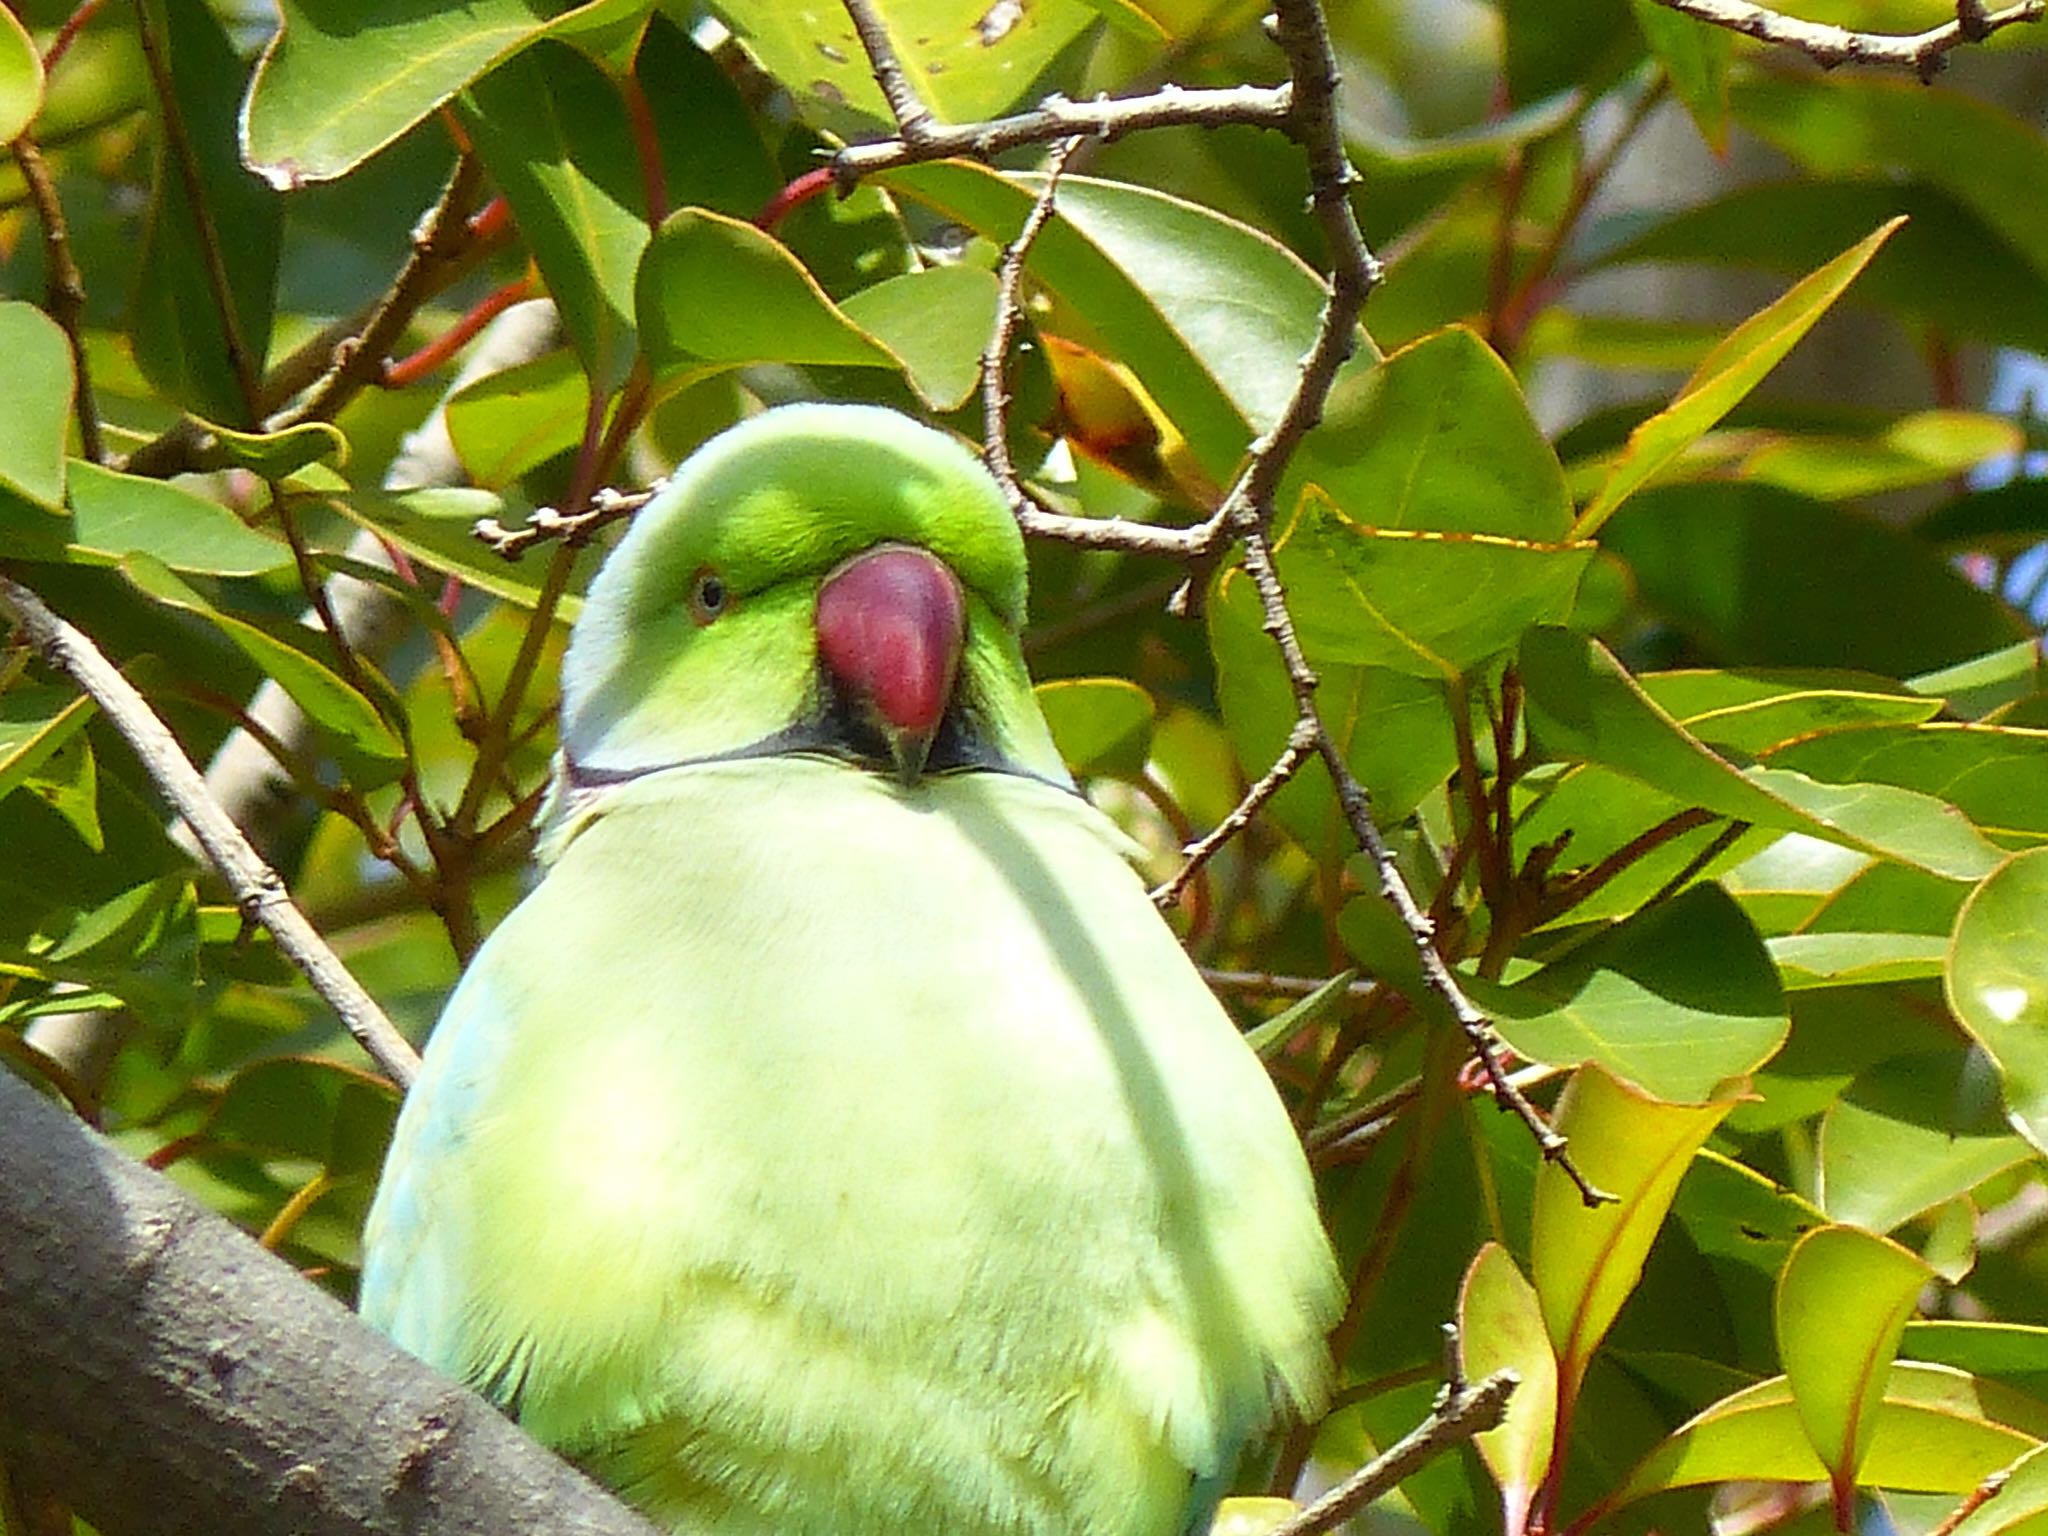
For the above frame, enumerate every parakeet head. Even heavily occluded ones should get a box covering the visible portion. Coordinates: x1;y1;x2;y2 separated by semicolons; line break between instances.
558;404;1070;799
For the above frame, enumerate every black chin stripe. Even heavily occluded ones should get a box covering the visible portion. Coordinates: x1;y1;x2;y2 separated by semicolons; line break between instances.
564;694;1069;795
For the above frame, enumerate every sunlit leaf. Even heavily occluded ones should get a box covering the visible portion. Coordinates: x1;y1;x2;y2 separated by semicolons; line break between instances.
0;303;74;509
1576;219;1902;537
1775;1224;1933;1521
1460;1242;1558;1536
1948;848;2048;1155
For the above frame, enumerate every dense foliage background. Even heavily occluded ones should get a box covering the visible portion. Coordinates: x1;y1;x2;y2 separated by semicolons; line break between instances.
5;0;2048;1532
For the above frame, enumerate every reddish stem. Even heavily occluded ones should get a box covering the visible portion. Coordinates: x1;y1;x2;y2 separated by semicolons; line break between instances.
620;72;669;226
41;0;106;71
382;274;535;389
755;167;835;230
468;195;513;243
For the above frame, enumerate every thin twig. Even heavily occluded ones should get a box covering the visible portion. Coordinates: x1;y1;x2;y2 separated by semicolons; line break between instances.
12;137;104;465
1202;968;1384;1000
1646;0;2044;79
0;575;421;1090
841;0;935;140
1153;720;1318;908
981;136;1081;497
830;83;1293;187
1269;1370;1517;1536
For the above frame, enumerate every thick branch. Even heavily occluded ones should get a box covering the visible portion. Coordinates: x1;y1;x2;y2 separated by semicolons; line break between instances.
0;1070;660;1536
1646;0;2044;78
0;575;421;1089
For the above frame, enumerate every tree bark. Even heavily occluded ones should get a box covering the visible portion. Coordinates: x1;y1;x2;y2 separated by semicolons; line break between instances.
0;1070;659;1536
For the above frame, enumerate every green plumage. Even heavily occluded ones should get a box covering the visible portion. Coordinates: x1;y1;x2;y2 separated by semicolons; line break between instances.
361;405;1340;1535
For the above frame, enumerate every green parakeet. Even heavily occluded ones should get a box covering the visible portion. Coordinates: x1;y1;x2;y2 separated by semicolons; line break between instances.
360;404;1341;1535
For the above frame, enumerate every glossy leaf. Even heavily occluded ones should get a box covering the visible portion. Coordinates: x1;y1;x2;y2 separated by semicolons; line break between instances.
64;462;293;577
1949;848;2048;1155
464;43;646;393
1575;219;1901;537
637;209;897;380
118;555;406;776
1208;565;1458;857
0;687;95;805
840;265;1001;413
1035;678;1155;779
241;0;644;184
444;346;592;489
880;164;1335;482
1636;668;1941;757
328;487;592;616
1776;1224;1934;1522
1946;1442;2048;1536
1626;0;1728;151
1605;1364;2041;1510
1731;75;2048;288
1591;180;2048;356
1473;883;1787;1105
1531;1064;1739;1397
709;0;1114;132
132;0;280;426
1769;724;2048;850
1607;482;2028;677
1743;413;2022;502
1521;627;2004;881
185;419;349;481
1817;1055;2031;1232
0;4;43;145
1460;1242;1559;1536
1767;932;1948;991
0;302;74;509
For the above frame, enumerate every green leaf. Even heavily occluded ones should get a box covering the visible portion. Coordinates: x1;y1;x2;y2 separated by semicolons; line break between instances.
1034;677;1155;779
1604;1364;2041;1510
708;0;1108;132
1590;181;2048;356
1636;668;1942;757
1208;566;1458;856
241;0;645;185
1767;931;1949;991
1520;627;2005;881
637;208;897;379
1283;326;1576;545
1472;883;1787;1105
1742;412;2022;502
1776;1224;1934;1518
1626;0;1728;151
464;41;647;393
840;265;1001;413
1817;1055;2032;1232
185;418;349;480
1575;219;1902;537
1242;970;1356;1062
1459;1243;1558;1536
132;0;280;426
326;487;593;617
0;4;44;145
1531;1063;1739;1395
1731;75;2048;291
0;687;95;805
62;461;293;577
443;345;592;490
117;555;406;776
204;1056;399;1177
1768;724;2048;851
634;16;780;221
1948;848;2048;1156
880;164;1337;483
1605;483;2028;677
0;303;74;509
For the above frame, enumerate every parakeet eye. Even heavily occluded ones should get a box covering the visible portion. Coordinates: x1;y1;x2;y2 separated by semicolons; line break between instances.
688;569;728;625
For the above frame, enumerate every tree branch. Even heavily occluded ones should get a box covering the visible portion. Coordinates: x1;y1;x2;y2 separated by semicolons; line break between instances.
0;574;421;1089
0;1069;660;1536
1269;1369;1517;1536
1645;0;2044;79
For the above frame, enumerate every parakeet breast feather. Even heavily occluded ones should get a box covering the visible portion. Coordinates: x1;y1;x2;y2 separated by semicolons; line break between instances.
362;757;1337;1536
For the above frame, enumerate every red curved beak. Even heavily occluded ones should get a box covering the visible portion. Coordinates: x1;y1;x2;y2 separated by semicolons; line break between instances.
814;544;966;783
